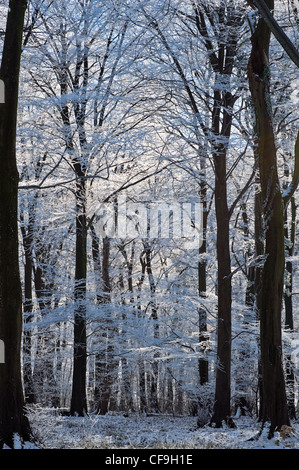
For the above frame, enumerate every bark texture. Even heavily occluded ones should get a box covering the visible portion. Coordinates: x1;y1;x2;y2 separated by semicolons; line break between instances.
0;0;33;448
247;0;290;437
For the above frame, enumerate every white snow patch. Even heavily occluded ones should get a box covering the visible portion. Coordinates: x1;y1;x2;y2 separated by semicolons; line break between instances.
26;406;299;449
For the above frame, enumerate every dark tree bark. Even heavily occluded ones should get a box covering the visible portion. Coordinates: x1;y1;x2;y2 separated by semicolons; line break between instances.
247;0;290;437
207;20;239;430
196;172;211;426
197;196;210;424
0;0;33;448
211;140;234;428
70;174;88;416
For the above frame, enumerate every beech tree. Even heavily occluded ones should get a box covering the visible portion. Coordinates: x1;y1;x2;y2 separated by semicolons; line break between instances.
247;0;299;437
0;0;33;448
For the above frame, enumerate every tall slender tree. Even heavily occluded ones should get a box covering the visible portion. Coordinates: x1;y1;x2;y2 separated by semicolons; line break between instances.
0;0;33;448
247;0;294;437
190;0;247;427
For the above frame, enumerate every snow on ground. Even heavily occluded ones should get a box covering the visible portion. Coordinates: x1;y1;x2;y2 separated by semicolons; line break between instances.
26;406;299;449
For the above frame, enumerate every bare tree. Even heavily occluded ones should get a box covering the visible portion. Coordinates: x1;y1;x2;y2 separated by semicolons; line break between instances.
247;0;299;437
0;0;33;448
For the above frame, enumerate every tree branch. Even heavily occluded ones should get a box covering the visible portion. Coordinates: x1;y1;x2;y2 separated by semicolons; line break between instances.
246;0;299;68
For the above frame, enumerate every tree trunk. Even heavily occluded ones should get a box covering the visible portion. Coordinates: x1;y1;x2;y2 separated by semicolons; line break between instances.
248;0;290;437
210;67;236;429
197;180;210;426
210;144;234;428
70;175;88;416
190;2;240;428
0;0;33;448
56;39;89;415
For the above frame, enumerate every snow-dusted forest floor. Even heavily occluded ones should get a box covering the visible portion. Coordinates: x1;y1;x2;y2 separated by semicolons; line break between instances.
26;406;299;450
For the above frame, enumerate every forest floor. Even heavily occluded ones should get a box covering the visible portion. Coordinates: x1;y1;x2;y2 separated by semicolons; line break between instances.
26;406;299;450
